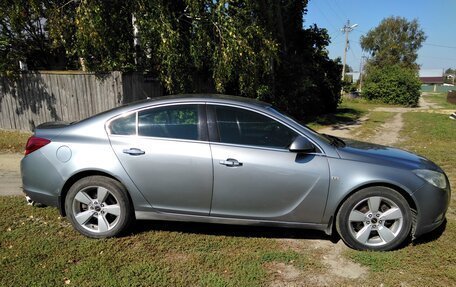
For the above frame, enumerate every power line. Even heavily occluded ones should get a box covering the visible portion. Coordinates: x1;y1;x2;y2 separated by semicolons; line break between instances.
352;28;366;35
312;1;340;32
332;0;349;20
323;1;345;24
350;48;359;62
330;33;341;42
423;43;456;49
349;28;456;50
353;28;368;34
420;55;456;61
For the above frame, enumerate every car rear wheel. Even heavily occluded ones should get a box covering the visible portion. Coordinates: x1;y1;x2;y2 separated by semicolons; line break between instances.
65;176;133;238
336;186;412;251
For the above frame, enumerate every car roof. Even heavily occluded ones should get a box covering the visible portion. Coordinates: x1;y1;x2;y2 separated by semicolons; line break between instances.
74;94;272;126
125;94;271;109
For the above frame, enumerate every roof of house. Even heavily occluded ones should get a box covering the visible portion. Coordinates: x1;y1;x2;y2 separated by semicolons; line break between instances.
419;69;444;84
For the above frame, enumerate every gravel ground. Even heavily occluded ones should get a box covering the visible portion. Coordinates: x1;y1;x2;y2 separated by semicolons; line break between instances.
0;153;23;196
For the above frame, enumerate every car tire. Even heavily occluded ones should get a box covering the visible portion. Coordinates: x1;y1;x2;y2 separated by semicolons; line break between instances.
336;186;412;251
65;176;133;238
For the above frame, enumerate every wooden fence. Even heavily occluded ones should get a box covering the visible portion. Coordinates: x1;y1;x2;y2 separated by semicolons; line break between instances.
0;71;162;131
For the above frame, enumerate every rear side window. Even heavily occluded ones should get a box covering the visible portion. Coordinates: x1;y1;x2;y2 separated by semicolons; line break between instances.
138;105;200;140
214;106;298;149
109;113;136;135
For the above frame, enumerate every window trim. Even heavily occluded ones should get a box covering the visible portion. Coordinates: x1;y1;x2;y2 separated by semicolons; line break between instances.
206;103;323;154
105;101;324;154
106;102;208;142
206;104;219;142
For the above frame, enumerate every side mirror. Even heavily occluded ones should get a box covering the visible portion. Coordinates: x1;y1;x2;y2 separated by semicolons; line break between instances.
289;136;315;153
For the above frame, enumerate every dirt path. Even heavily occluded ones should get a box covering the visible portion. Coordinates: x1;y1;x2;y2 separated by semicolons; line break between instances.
368;111;404;146
317;116;369;139
318;110;405;145
0;153;23;196
269;239;368;286
420;93;442;109
366;94;445;145
319;94;444;144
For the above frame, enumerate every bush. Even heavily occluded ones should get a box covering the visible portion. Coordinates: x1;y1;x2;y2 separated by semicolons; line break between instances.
342;79;358;93
447;91;456;105
362;65;421;106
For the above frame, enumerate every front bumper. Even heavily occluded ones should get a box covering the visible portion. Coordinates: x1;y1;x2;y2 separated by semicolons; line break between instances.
413;180;451;238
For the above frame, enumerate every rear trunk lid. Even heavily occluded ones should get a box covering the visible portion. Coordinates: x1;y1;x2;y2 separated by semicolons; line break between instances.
33;121;72;139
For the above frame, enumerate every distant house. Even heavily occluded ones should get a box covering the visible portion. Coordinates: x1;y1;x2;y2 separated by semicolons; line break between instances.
419;69;444;92
419;69;444;84
445;74;455;86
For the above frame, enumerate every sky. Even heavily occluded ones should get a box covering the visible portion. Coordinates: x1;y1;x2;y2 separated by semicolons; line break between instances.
304;0;456;72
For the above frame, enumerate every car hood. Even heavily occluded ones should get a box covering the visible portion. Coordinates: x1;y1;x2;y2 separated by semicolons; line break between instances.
336;139;442;171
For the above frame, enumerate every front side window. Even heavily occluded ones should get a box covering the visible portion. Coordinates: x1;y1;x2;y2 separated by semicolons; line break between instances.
214;106;298;149
138;105;200;140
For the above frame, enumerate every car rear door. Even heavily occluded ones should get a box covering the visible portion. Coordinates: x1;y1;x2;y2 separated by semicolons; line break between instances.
107;103;213;215
207;104;330;223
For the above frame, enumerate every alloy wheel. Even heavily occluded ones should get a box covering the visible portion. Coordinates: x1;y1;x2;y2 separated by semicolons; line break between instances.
72;186;121;233
348;196;404;247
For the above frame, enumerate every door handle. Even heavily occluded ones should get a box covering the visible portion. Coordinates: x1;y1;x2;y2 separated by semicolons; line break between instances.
219;158;243;167
123;148;145;156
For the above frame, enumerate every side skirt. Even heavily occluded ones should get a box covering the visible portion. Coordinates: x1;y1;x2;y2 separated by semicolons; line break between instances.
135;211;332;235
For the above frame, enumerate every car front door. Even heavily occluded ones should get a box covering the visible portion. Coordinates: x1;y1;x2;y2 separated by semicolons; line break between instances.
208;104;330;223
108;104;213;215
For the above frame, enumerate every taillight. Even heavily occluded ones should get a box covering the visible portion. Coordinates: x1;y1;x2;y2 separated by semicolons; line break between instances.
25;136;51;156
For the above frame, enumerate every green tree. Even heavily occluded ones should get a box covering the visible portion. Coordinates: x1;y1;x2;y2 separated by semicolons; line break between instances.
48;0;136;72
0;0;136;74
134;0;278;96
361;17;425;107
360;16;426;71
255;1;342;117
133;0;341;118
363;65;421;106
1;0;342;119
74;0;135;71
271;24;342;117
343;64;353;73
0;0;59;75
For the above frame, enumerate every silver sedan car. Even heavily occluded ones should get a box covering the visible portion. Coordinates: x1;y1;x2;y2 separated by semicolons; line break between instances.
21;95;450;251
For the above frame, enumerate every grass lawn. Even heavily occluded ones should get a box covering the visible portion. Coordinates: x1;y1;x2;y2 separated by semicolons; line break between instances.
1;96;454;286
0;196;323;286
422;92;456;109
345;108;456;286
0;130;31;153
398;112;455;223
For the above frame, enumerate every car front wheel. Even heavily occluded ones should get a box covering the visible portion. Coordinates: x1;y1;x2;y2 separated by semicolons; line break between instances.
336;186;412;251
65;176;133;238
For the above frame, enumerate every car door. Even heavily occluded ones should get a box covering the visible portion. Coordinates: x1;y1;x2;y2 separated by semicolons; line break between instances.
208;104;330;223
107;103;213;215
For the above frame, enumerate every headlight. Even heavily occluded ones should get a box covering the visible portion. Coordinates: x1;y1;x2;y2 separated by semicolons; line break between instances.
413;169;447;189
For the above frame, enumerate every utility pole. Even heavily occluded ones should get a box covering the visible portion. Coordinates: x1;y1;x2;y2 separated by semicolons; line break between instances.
341;20;358;81
359;55;367;92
